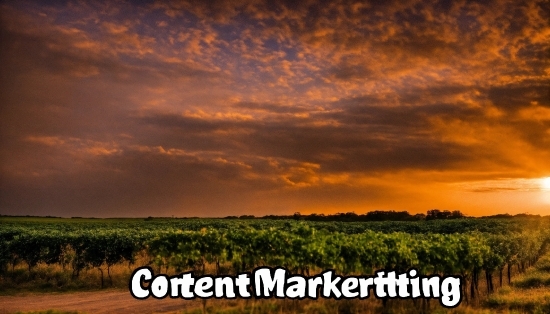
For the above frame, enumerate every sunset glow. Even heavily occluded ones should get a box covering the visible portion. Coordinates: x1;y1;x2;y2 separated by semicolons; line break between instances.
0;0;549;217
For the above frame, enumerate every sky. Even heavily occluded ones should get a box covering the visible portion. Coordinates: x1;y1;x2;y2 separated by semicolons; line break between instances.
0;0;549;218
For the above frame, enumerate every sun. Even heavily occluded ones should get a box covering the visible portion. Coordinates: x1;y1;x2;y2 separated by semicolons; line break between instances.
541;177;550;190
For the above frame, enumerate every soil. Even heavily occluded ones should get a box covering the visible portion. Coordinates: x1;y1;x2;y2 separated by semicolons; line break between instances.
0;289;202;314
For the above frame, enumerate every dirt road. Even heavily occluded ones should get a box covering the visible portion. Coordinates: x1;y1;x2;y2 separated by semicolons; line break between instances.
0;290;202;314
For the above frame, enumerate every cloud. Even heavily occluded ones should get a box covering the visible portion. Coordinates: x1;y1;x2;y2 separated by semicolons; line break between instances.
1;0;549;216
0;4;222;81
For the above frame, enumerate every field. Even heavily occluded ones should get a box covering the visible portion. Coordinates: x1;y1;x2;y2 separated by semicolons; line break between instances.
1;216;550;313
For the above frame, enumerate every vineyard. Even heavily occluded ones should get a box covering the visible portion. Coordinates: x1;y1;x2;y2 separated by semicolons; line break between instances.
1;216;550;311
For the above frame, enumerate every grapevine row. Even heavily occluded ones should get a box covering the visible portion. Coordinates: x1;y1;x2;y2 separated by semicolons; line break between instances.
1;223;548;298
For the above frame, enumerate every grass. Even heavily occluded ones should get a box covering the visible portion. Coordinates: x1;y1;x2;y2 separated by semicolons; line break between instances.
486;287;550;313
483;252;550;314
0;262;137;295
179;298;408;314
511;271;550;288
178;298;527;314
534;255;550;272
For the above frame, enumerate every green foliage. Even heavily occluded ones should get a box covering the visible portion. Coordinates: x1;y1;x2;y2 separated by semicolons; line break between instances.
1;216;550;290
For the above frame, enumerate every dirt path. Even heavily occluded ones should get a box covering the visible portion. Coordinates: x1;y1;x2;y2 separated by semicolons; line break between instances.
0;290;202;314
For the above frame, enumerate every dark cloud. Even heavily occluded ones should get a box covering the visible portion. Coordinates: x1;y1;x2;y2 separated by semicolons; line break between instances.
1;0;549;216
487;83;550;111
135;99;520;175
232;101;313;114
0;10;220;82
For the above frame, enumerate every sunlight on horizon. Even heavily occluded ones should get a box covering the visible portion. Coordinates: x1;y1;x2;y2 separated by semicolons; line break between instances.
453;177;550;207
458;177;550;192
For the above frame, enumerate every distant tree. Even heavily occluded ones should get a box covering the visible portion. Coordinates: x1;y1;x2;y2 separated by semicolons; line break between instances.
450;210;465;219
413;213;427;220
514;213;541;218
426;209;441;220
365;210;415;221
426;209;465;220
482;214;512;219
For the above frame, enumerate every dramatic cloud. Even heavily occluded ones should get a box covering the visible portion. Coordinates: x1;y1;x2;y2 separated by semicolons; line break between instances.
1;0;549;217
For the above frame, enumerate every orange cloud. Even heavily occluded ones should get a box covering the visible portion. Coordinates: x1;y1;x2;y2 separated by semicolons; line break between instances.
1;0;549;217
